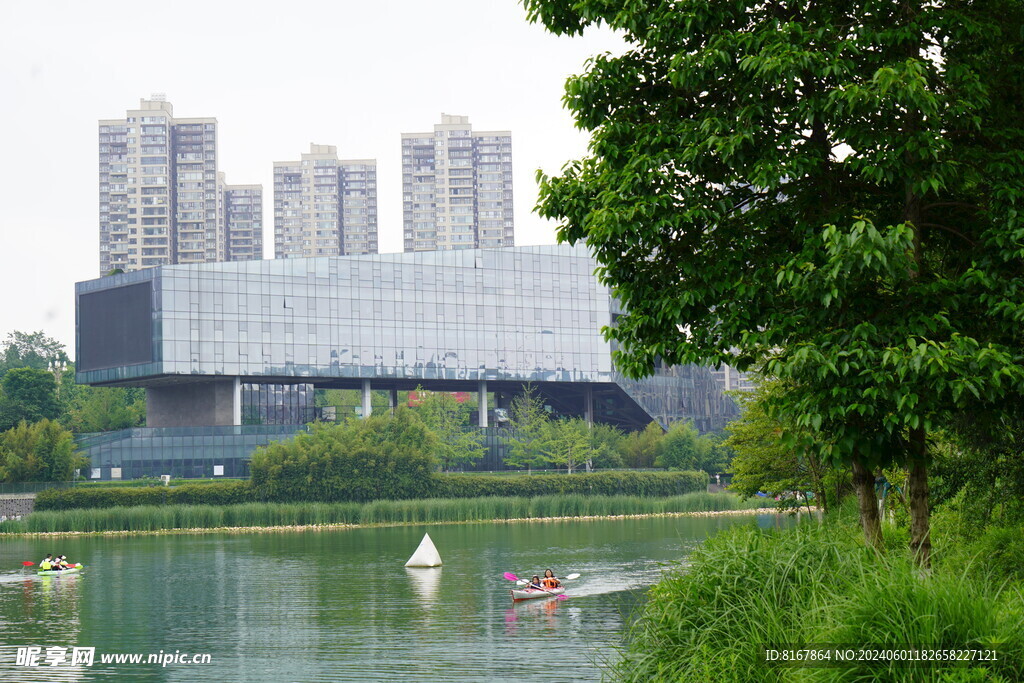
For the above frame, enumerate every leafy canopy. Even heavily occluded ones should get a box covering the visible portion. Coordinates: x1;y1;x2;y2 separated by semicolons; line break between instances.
0;368;61;431
0;419;86;483
412;389;485;470
249;409;438;502
504;384;551;470
525;0;1024;470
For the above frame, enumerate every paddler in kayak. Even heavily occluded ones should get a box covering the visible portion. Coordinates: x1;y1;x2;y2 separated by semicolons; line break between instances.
541;569;561;590
525;575;543;591
39;554;54;571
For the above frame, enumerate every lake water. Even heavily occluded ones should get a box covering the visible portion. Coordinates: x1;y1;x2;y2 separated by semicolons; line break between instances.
0;513;784;682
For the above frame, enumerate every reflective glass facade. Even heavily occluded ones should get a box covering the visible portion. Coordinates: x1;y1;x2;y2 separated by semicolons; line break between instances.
75;244;739;477
78;245;616;385
76;425;302;480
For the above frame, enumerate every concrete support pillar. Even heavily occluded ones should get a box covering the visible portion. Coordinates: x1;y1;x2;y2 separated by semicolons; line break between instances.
583;385;594;427
478;380;488;428
389;389;398;414
147;379;240;428
362;379;372;419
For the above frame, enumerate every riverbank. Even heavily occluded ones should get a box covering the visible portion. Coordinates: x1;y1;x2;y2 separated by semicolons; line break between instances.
610;512;1024;682
0;493;778;536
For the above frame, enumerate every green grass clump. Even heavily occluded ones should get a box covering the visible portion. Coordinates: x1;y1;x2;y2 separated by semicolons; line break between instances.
0;492;765;534
611;520;1024;683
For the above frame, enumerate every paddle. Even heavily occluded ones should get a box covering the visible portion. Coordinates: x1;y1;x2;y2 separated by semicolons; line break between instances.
503;572;569;600
22;561;34;566
515;572;580;585
505;572;580;582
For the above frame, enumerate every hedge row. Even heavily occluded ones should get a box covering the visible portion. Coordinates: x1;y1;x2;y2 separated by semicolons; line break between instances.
34;471;708;510
432;471;708;499
35;481;252;511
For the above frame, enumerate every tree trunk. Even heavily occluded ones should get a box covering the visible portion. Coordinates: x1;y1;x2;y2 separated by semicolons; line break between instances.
807;453;828;515
852;457;883;551
908;427;931;568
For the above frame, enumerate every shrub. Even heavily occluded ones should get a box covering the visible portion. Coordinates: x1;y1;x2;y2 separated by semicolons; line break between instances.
249;410;438;502
35;485;170;510
432;470;708;498
0;419;86;482
35;470;709;510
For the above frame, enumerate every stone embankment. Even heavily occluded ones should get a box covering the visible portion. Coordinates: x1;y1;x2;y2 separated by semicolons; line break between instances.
0;494;34;521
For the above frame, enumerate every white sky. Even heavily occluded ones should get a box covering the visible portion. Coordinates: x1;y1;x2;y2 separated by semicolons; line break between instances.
0;0;625;355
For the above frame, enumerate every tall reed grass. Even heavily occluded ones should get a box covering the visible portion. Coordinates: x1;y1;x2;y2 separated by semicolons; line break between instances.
612;519;1024;682
0;492;765;534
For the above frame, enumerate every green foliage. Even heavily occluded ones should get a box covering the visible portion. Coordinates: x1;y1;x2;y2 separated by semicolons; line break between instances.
698;431;734;475
0;368;60;431
34;480;251;510
725;383;844;510
931;487;1024;586
0;331;68;377
65;386;145;433
524;0;1024;554
2;492;753;534
504;384;550;470
540;418;593;473
33;471;710;511
621;422;664;468
612;521;1024;682
0;419;85;483
655;421;708;471
931;413;1024;528
248;409;438;502
434;470;708;499
412;389;484;470
587;422;625;469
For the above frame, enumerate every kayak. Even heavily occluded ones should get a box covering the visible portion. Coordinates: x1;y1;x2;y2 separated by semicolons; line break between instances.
510;587;564;601
37;566;83;576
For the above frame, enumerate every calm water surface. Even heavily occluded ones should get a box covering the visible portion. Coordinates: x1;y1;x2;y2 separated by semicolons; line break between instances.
0;514;785;681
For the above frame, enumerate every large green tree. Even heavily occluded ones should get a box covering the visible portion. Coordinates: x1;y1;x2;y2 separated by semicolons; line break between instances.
621;422;664;468
541;418;594;473
413;389;485;470
655;421;708;471
725;382;844;513
525;0;1024;564
0;331;69;377
587;422;625;469
0;367;60;431
0;419;87;483
504;384;551;471
66;386;146;433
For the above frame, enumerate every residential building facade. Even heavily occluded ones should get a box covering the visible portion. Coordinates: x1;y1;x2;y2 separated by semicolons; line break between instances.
273;144;378;259
402;114;514;252
98;96;262;274
220;176;263;262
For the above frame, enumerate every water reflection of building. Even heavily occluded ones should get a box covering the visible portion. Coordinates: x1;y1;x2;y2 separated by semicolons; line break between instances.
74;245;739;478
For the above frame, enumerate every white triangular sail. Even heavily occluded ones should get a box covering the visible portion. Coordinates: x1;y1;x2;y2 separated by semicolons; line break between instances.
405;532;442;567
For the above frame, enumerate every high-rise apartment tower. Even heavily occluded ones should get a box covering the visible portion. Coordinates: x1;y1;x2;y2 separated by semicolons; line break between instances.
273;144;378;258
401;114;514;252
98;96;262;274
219;173;264;262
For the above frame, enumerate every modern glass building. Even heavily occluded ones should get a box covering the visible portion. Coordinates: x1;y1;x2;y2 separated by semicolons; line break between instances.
75;244;738;478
